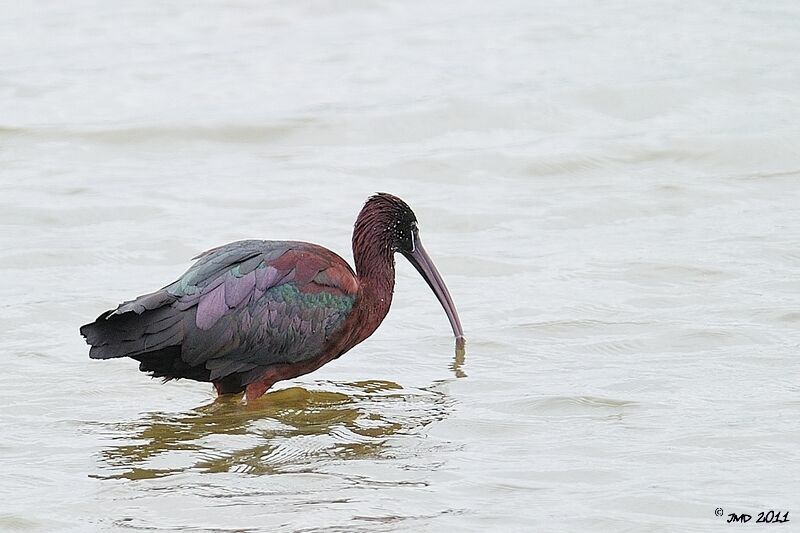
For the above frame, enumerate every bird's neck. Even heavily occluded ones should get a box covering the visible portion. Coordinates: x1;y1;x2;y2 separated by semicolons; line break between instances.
352;225;396;320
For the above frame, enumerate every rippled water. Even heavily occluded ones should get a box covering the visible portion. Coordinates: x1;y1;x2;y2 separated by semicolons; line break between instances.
2;1;800;531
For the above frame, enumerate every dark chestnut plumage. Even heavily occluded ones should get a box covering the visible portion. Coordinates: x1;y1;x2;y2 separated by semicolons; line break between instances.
80;193;465;400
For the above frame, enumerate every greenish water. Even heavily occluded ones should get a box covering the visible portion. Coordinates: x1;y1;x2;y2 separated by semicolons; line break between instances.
2;1;800;531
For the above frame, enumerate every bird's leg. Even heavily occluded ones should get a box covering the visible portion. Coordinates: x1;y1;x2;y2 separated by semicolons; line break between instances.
244;368;281;401
243;355;338;401
245;380;274;401
213;374;247;398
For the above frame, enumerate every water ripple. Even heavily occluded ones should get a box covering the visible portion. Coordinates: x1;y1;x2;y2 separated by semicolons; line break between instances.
89;381;453;480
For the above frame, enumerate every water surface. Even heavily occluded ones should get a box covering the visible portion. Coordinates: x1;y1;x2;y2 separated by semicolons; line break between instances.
1;1;799;531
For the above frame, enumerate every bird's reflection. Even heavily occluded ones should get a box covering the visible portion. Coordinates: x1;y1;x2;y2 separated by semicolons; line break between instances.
95;379;451;480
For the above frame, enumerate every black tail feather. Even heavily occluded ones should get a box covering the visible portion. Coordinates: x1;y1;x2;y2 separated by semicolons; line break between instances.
132;346;211;382
81;289;185;362
82;289;247;390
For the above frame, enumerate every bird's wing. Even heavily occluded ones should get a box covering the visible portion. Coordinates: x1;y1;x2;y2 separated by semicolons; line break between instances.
84;240;358;381
170;240;358;379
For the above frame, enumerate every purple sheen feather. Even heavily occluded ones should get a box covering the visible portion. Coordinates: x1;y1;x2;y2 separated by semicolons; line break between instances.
255;266;281;291
240;309;253;332
278;269;296;285
196;284;227;330
251;287;264;302
201;274;227;293
225;270;256;308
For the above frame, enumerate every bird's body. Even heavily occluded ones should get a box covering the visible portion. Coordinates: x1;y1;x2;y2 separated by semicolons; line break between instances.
81;194;464;400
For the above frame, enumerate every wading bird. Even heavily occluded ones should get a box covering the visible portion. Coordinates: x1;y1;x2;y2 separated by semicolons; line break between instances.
81;193;465;400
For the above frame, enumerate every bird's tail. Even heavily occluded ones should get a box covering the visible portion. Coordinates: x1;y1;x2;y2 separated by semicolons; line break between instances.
80;289;182;360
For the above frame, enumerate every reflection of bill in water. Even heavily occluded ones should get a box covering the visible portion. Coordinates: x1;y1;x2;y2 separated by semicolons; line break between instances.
451;339;467;379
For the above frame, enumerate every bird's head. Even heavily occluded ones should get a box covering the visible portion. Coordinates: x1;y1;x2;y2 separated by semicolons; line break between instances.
357;192;419;254
354;193;465;347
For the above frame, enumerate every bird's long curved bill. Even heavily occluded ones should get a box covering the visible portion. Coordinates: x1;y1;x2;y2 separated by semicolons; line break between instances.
403;239;465;348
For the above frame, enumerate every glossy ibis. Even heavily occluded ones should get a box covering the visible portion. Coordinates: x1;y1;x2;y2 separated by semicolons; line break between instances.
80;193;465;400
